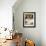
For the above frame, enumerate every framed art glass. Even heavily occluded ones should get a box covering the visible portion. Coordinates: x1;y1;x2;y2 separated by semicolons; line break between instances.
23;12;36;28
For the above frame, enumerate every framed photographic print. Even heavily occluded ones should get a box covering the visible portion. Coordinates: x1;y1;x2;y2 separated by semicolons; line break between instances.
23;12;36;28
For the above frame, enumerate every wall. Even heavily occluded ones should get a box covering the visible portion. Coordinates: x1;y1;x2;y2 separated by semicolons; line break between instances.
41;0;46;46
0;0;16;30
13;0;41;46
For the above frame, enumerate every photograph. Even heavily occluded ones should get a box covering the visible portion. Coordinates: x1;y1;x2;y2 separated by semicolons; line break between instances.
23;12;36;27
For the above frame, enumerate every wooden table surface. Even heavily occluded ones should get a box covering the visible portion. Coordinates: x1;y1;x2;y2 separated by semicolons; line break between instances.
0;39;16;46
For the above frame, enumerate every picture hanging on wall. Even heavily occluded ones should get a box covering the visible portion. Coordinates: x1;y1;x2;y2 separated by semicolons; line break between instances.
23;12;36;28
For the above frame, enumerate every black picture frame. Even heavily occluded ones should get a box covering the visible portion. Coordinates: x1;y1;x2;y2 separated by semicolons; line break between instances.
23;12;36;28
